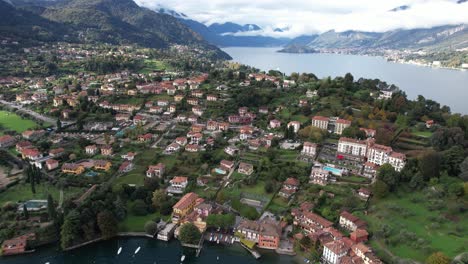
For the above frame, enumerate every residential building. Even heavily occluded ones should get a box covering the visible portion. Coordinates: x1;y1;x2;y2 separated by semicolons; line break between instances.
21;148;42;161
334;119;351;135
312;116;329;130
172;192;199;224
61;163;85;175
310;166;331;186
0;135;16;148
100;145;113;156
339;211;367;232
238;162;254;175
236;218;281;250
287;121;301;133
94;160;112;171
367;144;406;172
322;240;350;264
146;163;165;178
118;161;134;173
337;137;369;158
85;145;98;155
278;177;300;199
301;142;317;157
269;119;281;129
46;159;59;171
168;176;188;194
165;143;181;154
350;229;369;243
359;128;376;138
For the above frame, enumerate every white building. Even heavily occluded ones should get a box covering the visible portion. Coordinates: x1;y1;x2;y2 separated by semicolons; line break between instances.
309;166;331;186
367;144;406;172
323;240;349;264
301;142;317;157
337;138;368;157
311;116;329;130
287;121;301;133
334;119;351;135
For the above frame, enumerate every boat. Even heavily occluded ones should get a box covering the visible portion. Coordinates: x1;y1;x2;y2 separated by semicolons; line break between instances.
181;255;186;262
134;247;141;254
117;247;122;255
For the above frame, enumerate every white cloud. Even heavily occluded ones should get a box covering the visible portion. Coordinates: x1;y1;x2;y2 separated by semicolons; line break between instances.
136;0;468;37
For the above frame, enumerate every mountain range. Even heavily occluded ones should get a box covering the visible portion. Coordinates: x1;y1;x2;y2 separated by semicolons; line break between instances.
1;0;230;59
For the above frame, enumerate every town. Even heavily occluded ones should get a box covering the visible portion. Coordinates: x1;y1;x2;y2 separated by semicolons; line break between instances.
0;41;467;264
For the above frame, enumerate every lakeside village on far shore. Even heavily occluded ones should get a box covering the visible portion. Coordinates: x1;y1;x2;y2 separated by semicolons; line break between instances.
0;42;466;264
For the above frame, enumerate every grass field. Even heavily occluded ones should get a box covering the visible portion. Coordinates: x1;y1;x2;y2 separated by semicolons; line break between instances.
0;183;84;204
357;183;468;261
119;211;162;232
139;59;170;74
0;111;38;133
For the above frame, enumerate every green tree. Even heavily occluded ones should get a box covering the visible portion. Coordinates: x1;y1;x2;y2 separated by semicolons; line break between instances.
442;146;465;176
459;157;468;181
419;151;441;181
61;210;81;249
373;180;389;199
179;223;201;244
47;194;57;222
97;210;118;239
144;221;158;235
377;164;400;191
151;189;167;210
131;199;148;216
23;204;29;219
426;252;451;264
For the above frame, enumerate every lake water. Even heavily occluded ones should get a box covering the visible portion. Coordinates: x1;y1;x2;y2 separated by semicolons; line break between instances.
0;237;297;264
223;47;468;114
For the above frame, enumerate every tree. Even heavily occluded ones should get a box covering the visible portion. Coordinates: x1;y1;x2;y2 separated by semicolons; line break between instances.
144;221;158;235
47;194;57;222
131;199;148;216
300;235;312;248
57;119;62;130
373;180;389;199
419;151;441;181
459;157;468;181
23;204;29;219
426;252;451;264
377;164;400;191
298;126;327;143
178;223;201;244
97;210;118;239
442;146;465;176
448;183;464;197
151;189;167;210
431;127;465;151
61;210;81;248
264;181;275;193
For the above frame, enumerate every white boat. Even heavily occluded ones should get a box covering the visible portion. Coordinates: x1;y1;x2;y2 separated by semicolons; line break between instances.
134;246;141;254
181;255;186;262
117;247;122;255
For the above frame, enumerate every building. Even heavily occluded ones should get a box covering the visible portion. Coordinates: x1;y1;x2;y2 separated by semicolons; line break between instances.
322;240;350;264
146;163;165;178
94;160;112;171
172;192;199;224
1;233;36;256
292;208;333;234
49;148;65;158
85;145;98;155
236;218;281;250
16;141;33;152
185;144;199;152
309;166;331;186
0;135;16;148
168;176;188;194
301;142;317;157
100;145;113;156
350;229;369;243
287;121;301;133
367;144;406;172
61;163;85;175
21;148;42;161
269;119;281;129
118;161;134;173
334;119;351;135
357;188;371;200
46;159;59;171
337;137;369;158
278;177;300;199
165;143;181;154
359;128;376;138
238;162;254;175
339;211;367;232
312;116;329;130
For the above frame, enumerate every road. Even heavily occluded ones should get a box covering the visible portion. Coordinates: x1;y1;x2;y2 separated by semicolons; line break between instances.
0;100;58;127
152;122;176;148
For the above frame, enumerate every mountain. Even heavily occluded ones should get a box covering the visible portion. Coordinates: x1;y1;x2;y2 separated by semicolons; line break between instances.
208;22;261;35
282;25;468;52
389;5;410;12
2;0;230;59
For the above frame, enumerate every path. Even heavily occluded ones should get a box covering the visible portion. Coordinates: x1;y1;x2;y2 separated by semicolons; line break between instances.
152;122;175;148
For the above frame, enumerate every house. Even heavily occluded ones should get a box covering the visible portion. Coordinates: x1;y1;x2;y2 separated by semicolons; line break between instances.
133;115;147;125
339;211;367;231
426;120;435;128
94;160;112;171
334;119;351;135
306;90;318;98
207;94;217;101
46;159;59;171
224;146;238;156
138;133;153;143
310;166;331;186
312;116;329;130
359;128;376;138
175;137;188;146
188;132;203;144
367;144;406;172
236;218;281;250
220;160;235;170
218;122;230;131
192;106;203;116
168;176;188;194
279;178;300;199
240;126;253;140
149;106;163;114
1;233;36;256
61;163;85;175
172;192;199;224
187;98;198;106
116;113;131;121
287;121;301;133
350;229;369;243
206;120;218;131
248;139;261;150
174;94;185;102
238;162;254;175
16;141;33;152
53;97;63;107
118;161;134;173
21;148;42;161
22;130;45;141
101;145;113;156
301;142;317;157
259;107;269;114
185;144;199;152
357;188;371;200
292;205;333;233
165;143;181;154
121;152;136;161
146;163;165;178
85;145;98;155
269;119;281;129
351;243;383;264
0;135;16;148
49;148;65;158
238;107;248;116
197;176;210;186
322;240;350;264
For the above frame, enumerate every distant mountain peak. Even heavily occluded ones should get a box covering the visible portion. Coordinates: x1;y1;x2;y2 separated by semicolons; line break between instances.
457;0;467;3
389;5;410;12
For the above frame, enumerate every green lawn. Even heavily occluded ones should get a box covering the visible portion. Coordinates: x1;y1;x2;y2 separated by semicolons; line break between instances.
0;183;84;204
139;59;170;74
119;211;161;232
358;185;468;261
0;111;39;133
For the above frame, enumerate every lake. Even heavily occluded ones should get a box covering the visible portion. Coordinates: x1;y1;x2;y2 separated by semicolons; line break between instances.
0;237;297;264
223;47;468;114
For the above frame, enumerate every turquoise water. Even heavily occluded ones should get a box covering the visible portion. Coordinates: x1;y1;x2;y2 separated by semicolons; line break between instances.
223;47;468;114
323;166;342;176
0;238;298;264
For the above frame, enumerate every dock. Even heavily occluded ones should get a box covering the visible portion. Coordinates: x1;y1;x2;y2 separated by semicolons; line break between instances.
240;242;261;259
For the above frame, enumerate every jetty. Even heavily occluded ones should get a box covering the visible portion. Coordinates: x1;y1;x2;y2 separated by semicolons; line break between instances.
180;232;205;257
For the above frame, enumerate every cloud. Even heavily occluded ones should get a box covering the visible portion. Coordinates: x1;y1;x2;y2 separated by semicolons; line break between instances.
136;0;468;37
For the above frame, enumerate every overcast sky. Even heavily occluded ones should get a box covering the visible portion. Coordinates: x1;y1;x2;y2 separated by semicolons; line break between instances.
135;0;468;37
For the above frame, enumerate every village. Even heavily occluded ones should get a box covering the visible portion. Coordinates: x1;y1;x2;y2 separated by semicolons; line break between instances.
0;42;466;264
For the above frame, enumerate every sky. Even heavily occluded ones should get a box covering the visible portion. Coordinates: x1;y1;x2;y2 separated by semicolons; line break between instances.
134;0;468;37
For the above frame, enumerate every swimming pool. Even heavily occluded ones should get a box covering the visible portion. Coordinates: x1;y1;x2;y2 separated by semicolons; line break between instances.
323;166;343;176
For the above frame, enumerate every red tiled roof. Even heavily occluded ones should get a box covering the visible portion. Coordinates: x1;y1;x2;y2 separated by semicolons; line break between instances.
173;192;198;210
